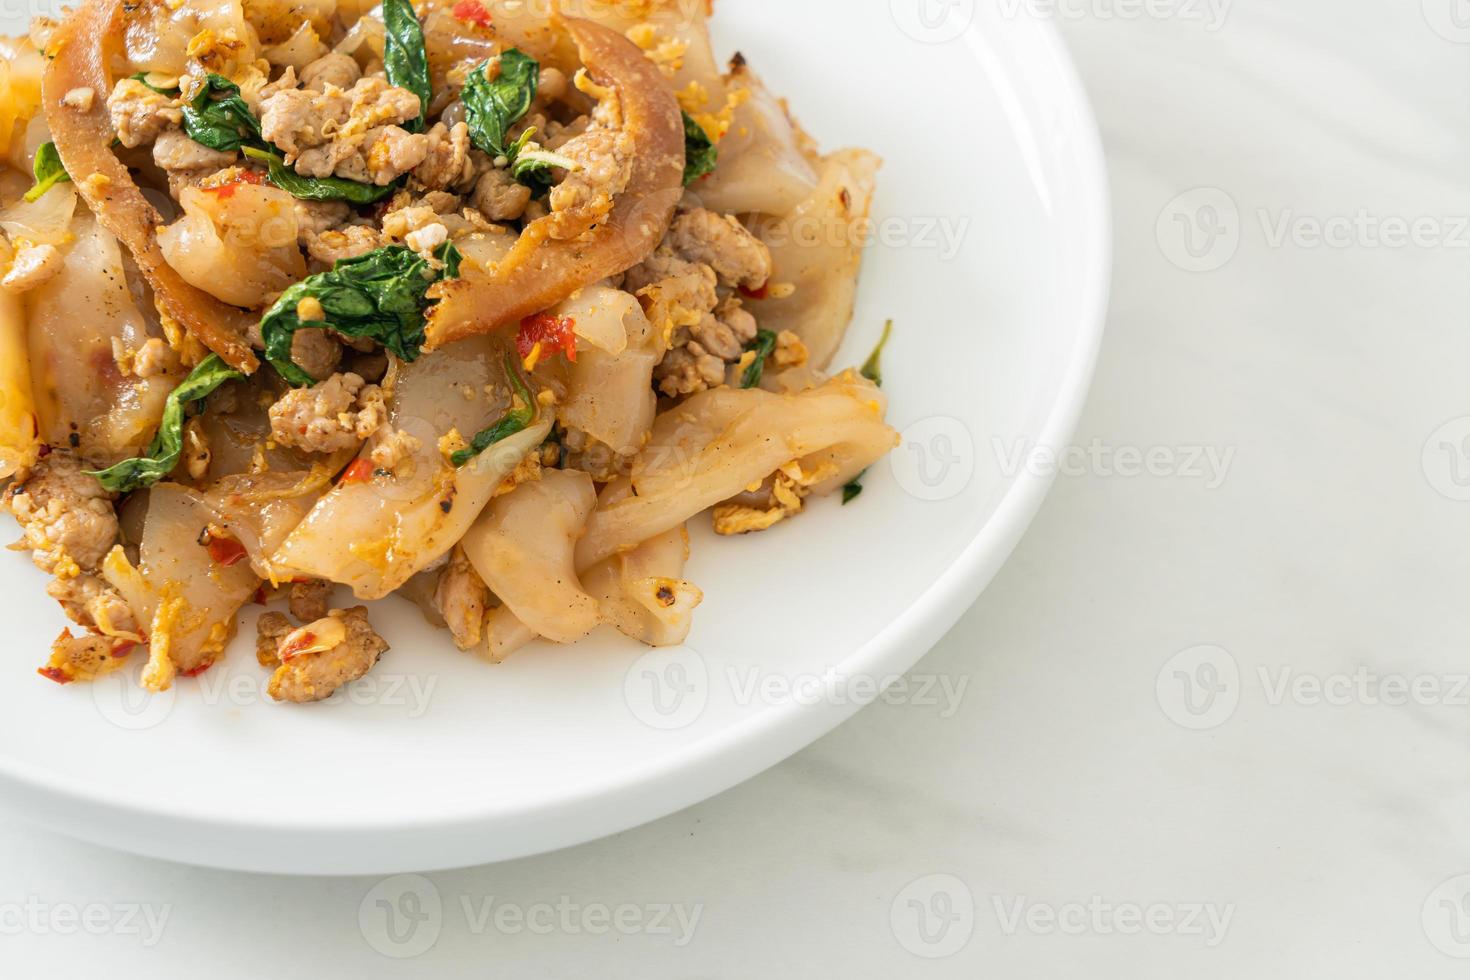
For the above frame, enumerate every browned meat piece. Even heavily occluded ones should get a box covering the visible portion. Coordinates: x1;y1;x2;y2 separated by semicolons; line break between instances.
412;121;473;191
303;225;384;265
470;166;531;222
433;546;488;651
266;607;389;703
267;372;386;453
300;52;361;92
667;208;772;288
153;129;237;172
653;296;762;397
256;611;293;668
260;77;427;185
106;77;181;148
5;452;118;574
546;126;633;237
288;579;333;623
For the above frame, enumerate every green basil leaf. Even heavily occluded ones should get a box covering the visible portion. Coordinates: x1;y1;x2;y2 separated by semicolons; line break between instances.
86;355;243;493
681;111;717;185
461;49;539;158
510;154;555;196
452;354;536;466
241;146;397;204
23;142;71;203
860;318;893;386
740;329;778;389
181;74;263;153
439;241;463;279
840;322;895;505
508;138;570;196
496;128;546;195
260;242;463;386
383;0;432;133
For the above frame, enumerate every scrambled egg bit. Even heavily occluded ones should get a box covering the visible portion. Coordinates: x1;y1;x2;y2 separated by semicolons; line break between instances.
712;458;840;536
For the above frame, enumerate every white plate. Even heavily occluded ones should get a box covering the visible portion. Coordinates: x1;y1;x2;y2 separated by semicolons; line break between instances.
0;0;1109;874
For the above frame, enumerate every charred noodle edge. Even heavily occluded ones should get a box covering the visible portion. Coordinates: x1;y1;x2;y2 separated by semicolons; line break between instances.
42;0;260;373
423;16;685;349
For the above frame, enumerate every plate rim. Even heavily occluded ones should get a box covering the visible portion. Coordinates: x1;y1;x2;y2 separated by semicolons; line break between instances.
0;14;1112;874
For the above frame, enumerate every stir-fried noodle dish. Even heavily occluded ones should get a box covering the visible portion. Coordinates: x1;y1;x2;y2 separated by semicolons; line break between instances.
0;0;895;703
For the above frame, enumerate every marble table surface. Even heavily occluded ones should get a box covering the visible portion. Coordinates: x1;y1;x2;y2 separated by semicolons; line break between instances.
6;0;1470;975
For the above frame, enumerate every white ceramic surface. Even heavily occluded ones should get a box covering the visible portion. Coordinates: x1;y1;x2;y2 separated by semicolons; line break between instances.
0;0;1108;874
